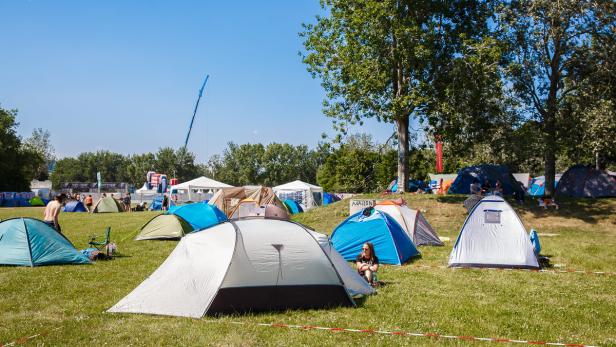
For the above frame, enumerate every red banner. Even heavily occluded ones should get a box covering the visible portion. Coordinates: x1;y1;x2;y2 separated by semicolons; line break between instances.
435;141;443;173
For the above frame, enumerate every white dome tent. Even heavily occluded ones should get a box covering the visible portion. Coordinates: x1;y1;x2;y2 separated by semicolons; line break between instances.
449;195;539;269
108;219;363;317
273;180;324;210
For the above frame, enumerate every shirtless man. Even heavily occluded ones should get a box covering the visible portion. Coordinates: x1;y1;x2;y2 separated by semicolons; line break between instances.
44;194;65;233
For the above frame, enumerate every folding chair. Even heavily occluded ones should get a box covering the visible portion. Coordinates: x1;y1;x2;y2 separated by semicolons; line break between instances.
88;226;112;251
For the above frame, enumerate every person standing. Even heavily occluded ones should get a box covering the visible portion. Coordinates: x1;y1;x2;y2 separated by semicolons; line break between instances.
43;194;65;234
123;193;132;212
162;194;169;211
84;194;93;212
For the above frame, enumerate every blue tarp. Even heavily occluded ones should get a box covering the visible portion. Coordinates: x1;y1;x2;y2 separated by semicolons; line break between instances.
448;165;525;196
151;196;163;211
529;229;541;255
331;209;420;265
283;199;303;214
388;179;431;193
63;200;88;212
168;203;227;231
0;218;90;266
528;176;561;197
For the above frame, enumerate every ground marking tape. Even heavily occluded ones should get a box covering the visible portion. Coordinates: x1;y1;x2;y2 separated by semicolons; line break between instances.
206;320;598;347
1;327;61;347
399;264;616;277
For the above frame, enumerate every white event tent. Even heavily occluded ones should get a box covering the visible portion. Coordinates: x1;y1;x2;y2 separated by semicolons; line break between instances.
273;180;324;210
170;176;233;202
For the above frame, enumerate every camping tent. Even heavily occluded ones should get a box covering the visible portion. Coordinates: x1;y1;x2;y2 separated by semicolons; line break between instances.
135;214;193;240
528;175;562;197
93;196;124;213
169;203;227;230
283;199;303;214
273;180;324;210
449;195;539;269
170;176;233;202
323;192;340;205
108;219;355;317
448;165;525;196
209;186;286;217
373;200;443;246
229;200;290;220
555;165;616;198
0;218;90;266
63;200;88;212
331;208;420;265
28;196;46;206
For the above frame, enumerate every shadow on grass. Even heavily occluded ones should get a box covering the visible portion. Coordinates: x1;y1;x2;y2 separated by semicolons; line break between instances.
436;195;467;204
515;197;616;225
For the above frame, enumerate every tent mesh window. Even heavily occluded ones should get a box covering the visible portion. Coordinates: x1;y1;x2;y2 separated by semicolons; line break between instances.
278;192;305;206
484;210;502;224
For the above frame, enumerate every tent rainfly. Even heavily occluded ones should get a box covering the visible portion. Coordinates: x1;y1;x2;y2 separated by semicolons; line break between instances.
135;214;193;240
273;180;324;210
555;165;616;198
108;219;355;317
0;218;90;266
230;200;289;220
93;196;124;213
449;195;539;269
373;200;443;246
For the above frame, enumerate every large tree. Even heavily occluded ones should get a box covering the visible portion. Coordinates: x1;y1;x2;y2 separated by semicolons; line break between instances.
302;0;491;191
0;106;44;191
23;128;55;181
502;0;615;196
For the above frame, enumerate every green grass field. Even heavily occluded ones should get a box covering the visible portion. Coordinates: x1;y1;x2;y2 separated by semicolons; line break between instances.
1;195;615;346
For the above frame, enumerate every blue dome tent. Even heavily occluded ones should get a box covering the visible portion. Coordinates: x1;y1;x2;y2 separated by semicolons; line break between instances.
331;208;420;265
283;199;303;214
63;200;88;212
0;218;90;266
169;203;227;231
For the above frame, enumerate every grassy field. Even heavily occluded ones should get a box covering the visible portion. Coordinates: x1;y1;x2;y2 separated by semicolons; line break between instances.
1;195;615;346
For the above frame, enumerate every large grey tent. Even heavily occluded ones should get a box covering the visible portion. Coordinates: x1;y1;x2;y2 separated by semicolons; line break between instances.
449;195;539;269
555;165;616;198
109;219;360;317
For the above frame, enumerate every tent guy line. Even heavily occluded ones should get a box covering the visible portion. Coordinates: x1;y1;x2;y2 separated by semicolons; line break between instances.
202;320;598;347
396;264;616;277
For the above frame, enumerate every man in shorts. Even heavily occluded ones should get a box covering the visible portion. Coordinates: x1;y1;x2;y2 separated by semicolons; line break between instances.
44;194;66;234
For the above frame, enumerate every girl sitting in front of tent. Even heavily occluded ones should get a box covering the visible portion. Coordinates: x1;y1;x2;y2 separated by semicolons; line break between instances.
356;242;379;286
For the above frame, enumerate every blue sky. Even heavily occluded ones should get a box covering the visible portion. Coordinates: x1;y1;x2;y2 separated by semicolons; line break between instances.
0;0;395;163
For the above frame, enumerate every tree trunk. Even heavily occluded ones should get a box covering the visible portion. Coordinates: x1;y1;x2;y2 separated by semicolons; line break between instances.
396;117;409;193
544;37;562;198
596;151;602;170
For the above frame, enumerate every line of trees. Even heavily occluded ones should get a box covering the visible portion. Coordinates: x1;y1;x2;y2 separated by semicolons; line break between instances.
301;0;616;196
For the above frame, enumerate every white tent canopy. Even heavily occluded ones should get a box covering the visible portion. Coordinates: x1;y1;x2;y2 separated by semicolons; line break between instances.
273;180;324;210
449;195;539;269
170;176;233;202
108;219;358;317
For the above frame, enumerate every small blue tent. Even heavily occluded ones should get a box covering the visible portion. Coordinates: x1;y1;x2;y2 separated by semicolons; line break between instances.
169;203;227;231
63;200;88;212
283;199;303;214
0;218;90;266
331;208;420;265
448;165;524;196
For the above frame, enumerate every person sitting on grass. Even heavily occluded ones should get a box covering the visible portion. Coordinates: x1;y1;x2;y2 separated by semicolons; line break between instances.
356;242;379;286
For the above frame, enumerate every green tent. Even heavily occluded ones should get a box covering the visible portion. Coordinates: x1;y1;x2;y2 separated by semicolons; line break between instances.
135;214;193;240
29;196;46;206
93;196;124;213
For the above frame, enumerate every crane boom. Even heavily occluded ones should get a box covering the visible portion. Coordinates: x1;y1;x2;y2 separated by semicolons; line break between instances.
183;74;209;150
